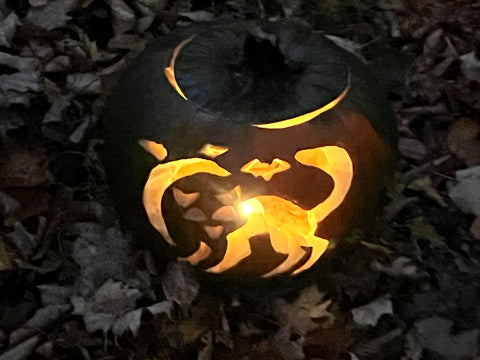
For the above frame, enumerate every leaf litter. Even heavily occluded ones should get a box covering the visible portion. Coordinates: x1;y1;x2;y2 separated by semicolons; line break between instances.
1;0;480;359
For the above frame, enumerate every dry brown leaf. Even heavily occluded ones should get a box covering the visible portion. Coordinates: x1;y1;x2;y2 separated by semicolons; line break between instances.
407;176;448;207
0;147;49;188
0;238;13;270
471;217;480;241
398;137;428;161
161;261;199;316
447;117;480;166
71;279;142;334
275;285;334;336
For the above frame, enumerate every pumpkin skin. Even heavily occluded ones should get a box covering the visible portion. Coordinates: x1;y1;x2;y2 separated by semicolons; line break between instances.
103;20;397;279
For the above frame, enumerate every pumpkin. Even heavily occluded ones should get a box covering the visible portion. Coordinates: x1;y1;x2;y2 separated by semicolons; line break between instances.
103;20;397;279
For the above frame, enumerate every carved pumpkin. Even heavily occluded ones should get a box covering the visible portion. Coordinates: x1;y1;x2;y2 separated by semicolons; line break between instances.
103;20;397;279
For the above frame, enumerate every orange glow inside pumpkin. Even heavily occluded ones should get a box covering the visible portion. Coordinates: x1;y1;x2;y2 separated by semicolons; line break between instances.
141;140;353;276
199;143;229;158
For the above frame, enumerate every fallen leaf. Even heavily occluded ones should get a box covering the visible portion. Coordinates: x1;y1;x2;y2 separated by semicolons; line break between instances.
161;261;199;316
197;331;213;360
414;316;479;359
37;284;73;306
42;96;71;124
2;188;51;226
5;221;39;259
0;146;49;188
0;239;13;270
179;10;215;22
69;115;95;143
9;305;71;346
398;137;428;161
0;190;20;217
325;35;366;62
447;117;480;166
371;256;423;278
112;300;173;337
351;296;393;327
44;55;71;72
71;278;142;333
407;176;448;207
0;72;41;106
410;217;446;248
66;73;102;94
275;285;334;335
0;108;26;139
70;223;141;295
272;325;305;360
353;329;403;359
460;51;480;83
108;0;135;35
112;308;143;337
449;166;480;216
0;52;40;72
26;0;78;31
0;335;40;360
0;12;21;47
107;34;140;50
403;329;423;360
471;216;480;240
21;39;55;62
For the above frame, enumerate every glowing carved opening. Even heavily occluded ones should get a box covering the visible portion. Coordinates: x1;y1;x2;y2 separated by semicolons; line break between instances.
142;140;353;277
206;146;353;277
142;141;230;246
240;158;291;181
164;37;194;100
199;143;229;158
254;75;350;129
139;139;168;161
178;241;212;265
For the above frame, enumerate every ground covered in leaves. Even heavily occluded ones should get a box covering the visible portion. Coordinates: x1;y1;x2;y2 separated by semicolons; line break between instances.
1;0;480;359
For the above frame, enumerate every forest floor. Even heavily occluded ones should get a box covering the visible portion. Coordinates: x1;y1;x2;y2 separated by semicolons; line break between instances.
1;0;480;359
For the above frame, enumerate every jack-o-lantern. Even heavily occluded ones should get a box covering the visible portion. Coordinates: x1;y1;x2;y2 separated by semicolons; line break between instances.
103;20;397;279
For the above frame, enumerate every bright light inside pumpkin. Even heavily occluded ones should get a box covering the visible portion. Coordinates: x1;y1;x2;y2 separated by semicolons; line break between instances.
240;202;254;216
141;140;353;277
